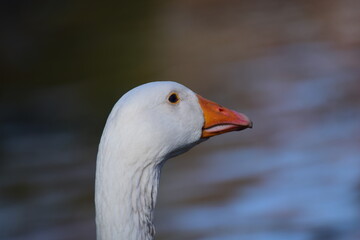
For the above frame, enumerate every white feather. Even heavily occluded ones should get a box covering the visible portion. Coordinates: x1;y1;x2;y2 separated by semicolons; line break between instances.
95;82;205;240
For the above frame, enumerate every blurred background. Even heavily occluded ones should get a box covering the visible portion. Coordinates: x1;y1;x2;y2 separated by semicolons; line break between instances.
1;0;360;239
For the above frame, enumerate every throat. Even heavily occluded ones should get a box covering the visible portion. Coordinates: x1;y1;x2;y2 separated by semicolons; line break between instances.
95;155;162;240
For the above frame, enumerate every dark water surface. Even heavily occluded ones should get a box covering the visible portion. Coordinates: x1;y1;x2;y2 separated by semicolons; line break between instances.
1;1;360;240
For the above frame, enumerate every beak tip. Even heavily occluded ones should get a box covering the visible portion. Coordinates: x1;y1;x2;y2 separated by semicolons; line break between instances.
248;120;253;129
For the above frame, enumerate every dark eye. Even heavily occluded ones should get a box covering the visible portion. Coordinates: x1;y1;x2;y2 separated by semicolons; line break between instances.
168;93;180;104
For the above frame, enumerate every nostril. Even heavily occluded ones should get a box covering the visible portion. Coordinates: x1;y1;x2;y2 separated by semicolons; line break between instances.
218;107;224;112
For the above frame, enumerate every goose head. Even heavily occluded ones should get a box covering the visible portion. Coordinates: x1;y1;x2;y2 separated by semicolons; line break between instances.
102;81;252;163
95;81;252;240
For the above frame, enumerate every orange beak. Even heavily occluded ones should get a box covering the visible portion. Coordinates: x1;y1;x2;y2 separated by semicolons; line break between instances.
197;94;252;138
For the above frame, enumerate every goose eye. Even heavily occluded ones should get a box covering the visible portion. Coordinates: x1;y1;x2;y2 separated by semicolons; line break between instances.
168;93;180;104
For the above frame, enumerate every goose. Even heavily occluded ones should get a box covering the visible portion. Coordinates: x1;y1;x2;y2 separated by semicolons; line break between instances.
95;81;252;240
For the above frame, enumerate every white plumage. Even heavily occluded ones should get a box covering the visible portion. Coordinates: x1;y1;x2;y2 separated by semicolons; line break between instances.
95;81;252;240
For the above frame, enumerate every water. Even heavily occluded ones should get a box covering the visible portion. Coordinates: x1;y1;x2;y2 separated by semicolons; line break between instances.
155;43;360;240
1;1;360;240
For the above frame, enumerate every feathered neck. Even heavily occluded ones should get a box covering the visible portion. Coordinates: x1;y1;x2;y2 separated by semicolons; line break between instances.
95;140;165;240
95;111;169;240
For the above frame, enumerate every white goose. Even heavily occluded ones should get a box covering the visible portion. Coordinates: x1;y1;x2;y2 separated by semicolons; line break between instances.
95;81;252;240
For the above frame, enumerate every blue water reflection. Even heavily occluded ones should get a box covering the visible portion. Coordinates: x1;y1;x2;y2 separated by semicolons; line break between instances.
155;43;360;239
